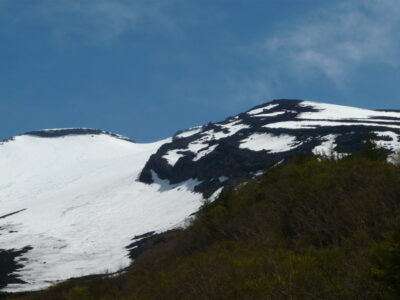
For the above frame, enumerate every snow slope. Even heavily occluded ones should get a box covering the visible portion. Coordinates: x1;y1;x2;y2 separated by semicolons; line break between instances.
0;132;202;292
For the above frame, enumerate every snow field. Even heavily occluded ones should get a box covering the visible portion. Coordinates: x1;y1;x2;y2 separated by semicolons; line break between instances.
0;134;203;292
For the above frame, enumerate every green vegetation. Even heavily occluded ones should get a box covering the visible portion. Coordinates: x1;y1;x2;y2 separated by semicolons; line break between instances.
7;148;400;299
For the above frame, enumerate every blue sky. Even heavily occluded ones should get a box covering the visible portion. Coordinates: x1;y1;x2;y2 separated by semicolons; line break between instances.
1;0;400;142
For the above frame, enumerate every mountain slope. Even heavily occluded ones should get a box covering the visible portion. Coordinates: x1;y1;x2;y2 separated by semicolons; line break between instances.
0;130;202;292
140;100;400;196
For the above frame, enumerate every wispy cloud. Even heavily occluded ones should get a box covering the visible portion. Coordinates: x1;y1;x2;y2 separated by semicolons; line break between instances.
250;0;400;85
223;75;277;107
2;0;179;43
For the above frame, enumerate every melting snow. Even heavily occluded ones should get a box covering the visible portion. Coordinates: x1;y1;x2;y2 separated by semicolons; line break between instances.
299;101;400;120
374;131;400;151
247;104;279;115
187;141;209;153
175;127;202;139
193;144;218;161
175;120;250;162
163;149;186;166
211;121;250;140
264;120;400;129
312;135;338;156
255;111;285;117
208;187;224;202
239;133;300;153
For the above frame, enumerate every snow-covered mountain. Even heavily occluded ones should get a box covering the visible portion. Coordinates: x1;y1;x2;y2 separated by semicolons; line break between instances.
1;100;400;293
140;100;400;196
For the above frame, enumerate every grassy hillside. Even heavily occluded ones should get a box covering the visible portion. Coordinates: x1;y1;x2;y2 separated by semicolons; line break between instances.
6;149;400;299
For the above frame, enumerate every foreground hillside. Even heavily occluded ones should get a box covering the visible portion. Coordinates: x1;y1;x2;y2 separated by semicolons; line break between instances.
7;148;400;299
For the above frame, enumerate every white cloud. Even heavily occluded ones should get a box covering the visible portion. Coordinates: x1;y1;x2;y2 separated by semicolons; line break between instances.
257;0;400;85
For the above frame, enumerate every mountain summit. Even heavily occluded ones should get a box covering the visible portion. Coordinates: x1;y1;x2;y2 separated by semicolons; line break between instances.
1;99;400;292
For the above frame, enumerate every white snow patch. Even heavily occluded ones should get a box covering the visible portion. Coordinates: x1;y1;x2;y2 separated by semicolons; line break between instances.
264;120;400;129
211;127;243;140
255;111;285;118
312;135;338;156
212;121;250;140
374;131;400;151
187;141;208;153
247;104;279;115
193;144;218;161
253;170;264;177
175;127;202;139
178;120;250;162
299;101;400;120
208;187;224;202
150;170;202;192
0;134;203;292
163;149;186;166
239;133;300;153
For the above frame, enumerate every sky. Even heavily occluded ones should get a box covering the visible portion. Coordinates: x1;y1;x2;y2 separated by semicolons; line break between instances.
1;0;400;142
